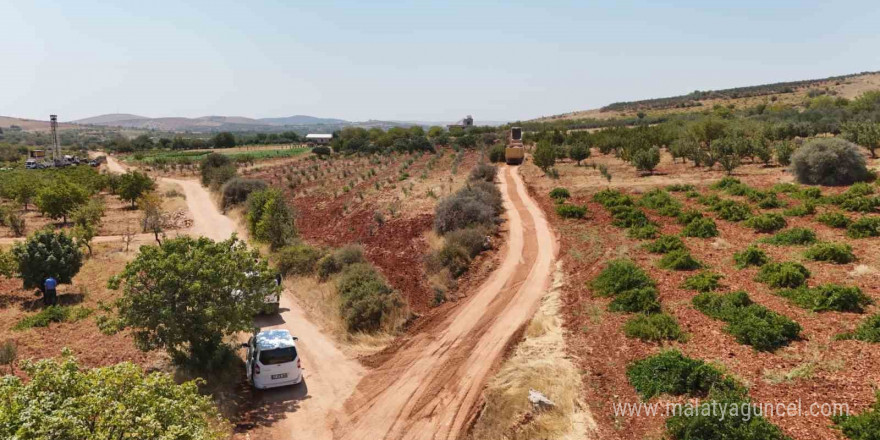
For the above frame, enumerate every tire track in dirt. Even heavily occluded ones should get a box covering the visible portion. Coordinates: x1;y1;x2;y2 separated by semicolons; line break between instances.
334;165;557;440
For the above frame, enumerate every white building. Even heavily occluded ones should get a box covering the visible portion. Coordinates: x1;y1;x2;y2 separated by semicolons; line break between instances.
305;133;332;145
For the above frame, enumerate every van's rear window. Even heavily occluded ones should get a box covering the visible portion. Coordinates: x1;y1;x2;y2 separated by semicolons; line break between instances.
259;347;297;365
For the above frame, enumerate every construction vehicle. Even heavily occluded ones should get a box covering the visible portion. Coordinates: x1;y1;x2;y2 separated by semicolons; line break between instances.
505;127;524;165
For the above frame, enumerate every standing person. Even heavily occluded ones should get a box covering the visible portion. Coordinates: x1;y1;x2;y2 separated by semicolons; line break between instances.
44;276;57;306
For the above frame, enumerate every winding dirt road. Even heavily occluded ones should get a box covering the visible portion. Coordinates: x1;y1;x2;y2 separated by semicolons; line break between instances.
334;165;557;440
95;155;557;440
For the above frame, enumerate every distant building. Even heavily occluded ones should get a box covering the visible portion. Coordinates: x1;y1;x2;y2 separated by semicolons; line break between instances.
305;133;332;145
447;115;474;130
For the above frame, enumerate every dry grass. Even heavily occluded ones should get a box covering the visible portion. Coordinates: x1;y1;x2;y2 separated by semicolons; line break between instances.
469;263;595;440
284;276;395;356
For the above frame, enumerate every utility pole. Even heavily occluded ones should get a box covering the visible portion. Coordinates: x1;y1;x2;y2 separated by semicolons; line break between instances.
50;114;60;163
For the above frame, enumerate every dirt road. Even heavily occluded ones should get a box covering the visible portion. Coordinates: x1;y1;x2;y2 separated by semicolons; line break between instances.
97;153;364;439
335;165;557;440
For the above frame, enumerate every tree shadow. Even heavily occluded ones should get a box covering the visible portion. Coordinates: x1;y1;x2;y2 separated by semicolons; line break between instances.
19;292;85;311
233;380;311;432
253;309;289;328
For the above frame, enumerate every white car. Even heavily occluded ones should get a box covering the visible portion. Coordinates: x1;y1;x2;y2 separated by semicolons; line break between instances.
245;329;303;389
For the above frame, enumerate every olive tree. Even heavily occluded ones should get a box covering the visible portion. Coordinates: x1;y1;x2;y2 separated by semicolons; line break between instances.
790;138;869;185
12;229;83;291
247;189;296;250
533;141;556;172
0;354;227;440
109;236;278;367
569;142;590;165
843;121;880;158
35;179;88;224
116;170;156;207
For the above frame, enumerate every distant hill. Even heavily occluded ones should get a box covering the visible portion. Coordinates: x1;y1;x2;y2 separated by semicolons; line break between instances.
72;113;149;125
538;70;880;122
259;115;349;126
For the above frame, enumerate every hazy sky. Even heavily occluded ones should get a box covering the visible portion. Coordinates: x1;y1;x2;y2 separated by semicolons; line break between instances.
2;0;879;123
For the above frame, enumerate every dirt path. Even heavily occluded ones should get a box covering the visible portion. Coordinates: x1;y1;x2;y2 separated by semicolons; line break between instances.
334;165;558;440
97;152;364;440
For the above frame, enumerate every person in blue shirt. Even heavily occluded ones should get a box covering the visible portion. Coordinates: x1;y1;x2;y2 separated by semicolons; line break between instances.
44;277;57;306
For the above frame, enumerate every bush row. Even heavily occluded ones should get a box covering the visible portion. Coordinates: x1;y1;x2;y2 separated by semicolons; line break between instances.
693;291;801;351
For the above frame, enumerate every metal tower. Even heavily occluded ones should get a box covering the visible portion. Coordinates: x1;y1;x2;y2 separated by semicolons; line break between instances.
50;114;60;162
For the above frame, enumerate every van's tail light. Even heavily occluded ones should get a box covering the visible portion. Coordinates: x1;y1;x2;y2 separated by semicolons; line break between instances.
254;364;261;375
297;358;301;369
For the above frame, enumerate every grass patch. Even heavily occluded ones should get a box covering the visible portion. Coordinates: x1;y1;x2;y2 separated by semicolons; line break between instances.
761;227;817;245
744;213;787;233
682;271;723;292
712;199;753;222
693;291;801;351
627;224;659;239
657;249;702;271
756;262;810;288
14;305;93;330
734;245;769;269
644;234;686;254
608;287;661;314
776;284;872;313
783;201;816;217
847;216;880;238
555;203;587;219
626;350;739;399
623;313;684;342
803;242;855;264
590;259;654;297
681;217;719;238
833;391;880;440
816;211;851;228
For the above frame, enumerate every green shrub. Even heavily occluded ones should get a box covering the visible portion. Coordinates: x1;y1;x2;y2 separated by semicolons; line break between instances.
556;204;587;219
200;153;237;188
666;389;790;440
790;138;869;185
316;245;365;280
638;189;681;215
713;199;752;222
220;178;267;209
590;259;654;297
549;187;570;201
697;193;722;207
246;189;297;250
803;242;855;264
276;242;323;276
609;205;654;228
681;217;719;238
667;184;695;192
676;209;704;225
844;182;875;197
623;313;684;342
685;190;700;199
782;201;816;217
682;271;723;292
693;291;801;351
776;284;872;313
816;211;851;228
14;306;92;330
733;245;769;269
726;182;756;197
796;187;823;200
337;263;403;332
744;213;787;233
711;177;742;190
658;249;702;271
833;391;880;440
755;192;786;209
645;235;686;254
626;350;738;399
432;242;471;278
468;163;497;182
627;224;659;239
847;216;880;238
834;195;880;213
756;262;810;288
761;227;817;245
608;287;661;314
772;183;800;194
445;227;488;258
839;314;880;342
593;189;633;208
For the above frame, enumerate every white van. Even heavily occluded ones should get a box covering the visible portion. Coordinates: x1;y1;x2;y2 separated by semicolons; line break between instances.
245;329;303;389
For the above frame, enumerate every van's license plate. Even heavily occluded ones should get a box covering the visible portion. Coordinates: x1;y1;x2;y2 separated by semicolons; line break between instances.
271;373;288;379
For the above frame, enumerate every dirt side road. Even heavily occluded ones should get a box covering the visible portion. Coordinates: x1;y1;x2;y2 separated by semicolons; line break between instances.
335;165;557;440
98;153;364;440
